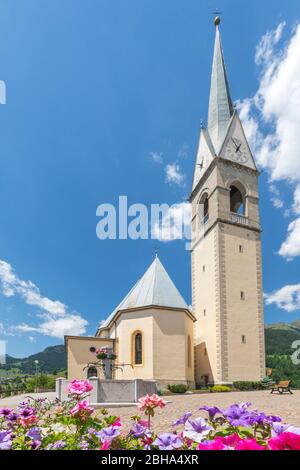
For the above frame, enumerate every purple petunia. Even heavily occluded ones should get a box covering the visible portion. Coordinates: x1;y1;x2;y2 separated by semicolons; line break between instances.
26;427;42;441
199;406;221;420
130;423;152;439
172;412;193;426
222;404;251;427
271;422;289;436
30;440;41;450
0;431;12;450
0;408;13;418
183;418;213;443
96;425;121;443
18;407;36;419
153;433;183;450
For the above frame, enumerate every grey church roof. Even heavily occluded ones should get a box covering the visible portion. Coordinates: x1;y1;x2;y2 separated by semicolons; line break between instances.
99;257;190;329
207;21;234;153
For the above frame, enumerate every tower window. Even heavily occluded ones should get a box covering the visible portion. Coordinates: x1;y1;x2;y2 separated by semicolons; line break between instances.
132;331;143;365
240;291;245;300
230;185;245;215
204;308;206;316
203;265;206;272
199;193;209;224
239;245;243;253
204;348;207;356
242;335;246;344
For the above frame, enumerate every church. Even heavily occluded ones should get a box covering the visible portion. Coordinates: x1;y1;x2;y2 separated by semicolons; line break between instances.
65;18;266;388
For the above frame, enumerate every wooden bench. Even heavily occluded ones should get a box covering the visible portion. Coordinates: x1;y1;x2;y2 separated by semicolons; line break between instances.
270;380;293;394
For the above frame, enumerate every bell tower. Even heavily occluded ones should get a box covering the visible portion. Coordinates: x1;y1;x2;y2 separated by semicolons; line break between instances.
190;17;265;385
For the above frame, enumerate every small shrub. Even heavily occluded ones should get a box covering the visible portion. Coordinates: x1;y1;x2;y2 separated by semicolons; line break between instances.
233;381;265;391
167;383;189;394
210;385;231;393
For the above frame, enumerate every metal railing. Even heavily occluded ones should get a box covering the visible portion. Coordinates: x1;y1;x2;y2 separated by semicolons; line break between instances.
229;212;249;226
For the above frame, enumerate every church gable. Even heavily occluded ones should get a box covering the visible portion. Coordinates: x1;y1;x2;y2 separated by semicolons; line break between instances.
192;128;216;190
218;112;257;171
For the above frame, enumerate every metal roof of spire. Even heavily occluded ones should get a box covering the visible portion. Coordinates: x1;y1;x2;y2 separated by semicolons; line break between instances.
99;257;189;329
207;17;234;152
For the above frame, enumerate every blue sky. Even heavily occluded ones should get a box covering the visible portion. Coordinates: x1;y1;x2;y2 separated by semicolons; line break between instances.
1;0;300;357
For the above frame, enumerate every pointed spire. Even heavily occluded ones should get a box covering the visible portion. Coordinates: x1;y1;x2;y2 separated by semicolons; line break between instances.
207;17;234;153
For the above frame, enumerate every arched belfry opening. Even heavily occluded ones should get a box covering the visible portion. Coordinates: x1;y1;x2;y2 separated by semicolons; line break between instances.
230;185;245;215
199;192;209;224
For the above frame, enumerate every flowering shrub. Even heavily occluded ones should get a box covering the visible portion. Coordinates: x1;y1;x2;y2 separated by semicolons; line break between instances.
95;347;117;361
0;379;300;450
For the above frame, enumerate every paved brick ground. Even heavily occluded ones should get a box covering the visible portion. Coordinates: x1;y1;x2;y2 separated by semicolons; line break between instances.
103;390;300;433
1;390;299;433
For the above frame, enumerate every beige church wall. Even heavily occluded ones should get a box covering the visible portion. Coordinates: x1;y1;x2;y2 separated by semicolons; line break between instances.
110;310;154;381
222;223;265;381
66;336;114;380
192;225;220;384
152;309;195;388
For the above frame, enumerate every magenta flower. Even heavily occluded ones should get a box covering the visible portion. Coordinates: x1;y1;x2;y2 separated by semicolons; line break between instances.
70;400;94;418
268;432;300;450
68;379;93;395
153;433;183;450
235;439;266;450
198;439;226;450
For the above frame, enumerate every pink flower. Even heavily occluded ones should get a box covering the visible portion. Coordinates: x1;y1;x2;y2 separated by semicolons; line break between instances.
20;415;38;427
112;417;122;427
138;419;149;428
70;400;94;419
198;439;226;450
68;379;93;395
218;433;243;449
235;438;265;450
100;440;110;450
137;394;166;412
268;432;300;450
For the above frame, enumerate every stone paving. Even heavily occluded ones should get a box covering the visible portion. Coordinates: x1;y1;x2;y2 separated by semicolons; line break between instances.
104;390;300;433
1;390;299;434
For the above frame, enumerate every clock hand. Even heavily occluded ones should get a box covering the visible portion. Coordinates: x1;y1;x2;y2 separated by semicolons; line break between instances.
231;138;238;149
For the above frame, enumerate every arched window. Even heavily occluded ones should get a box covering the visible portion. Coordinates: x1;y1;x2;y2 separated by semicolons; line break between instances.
199;192;209;224
132;331;143;365
187;335;192;368
230;185;245;215
87;366;97;379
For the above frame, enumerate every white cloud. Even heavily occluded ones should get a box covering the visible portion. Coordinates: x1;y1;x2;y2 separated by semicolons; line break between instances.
150;152;163;164
278;218;300;260
16;315;87;339
0;260;66;315
265;284;300;312
238;22;300;259
28;336;36;343
165;163;185;186
0;259;88;340
152;202;191;242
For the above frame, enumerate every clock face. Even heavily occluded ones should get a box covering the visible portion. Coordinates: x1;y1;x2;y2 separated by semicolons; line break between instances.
226;137;249;164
